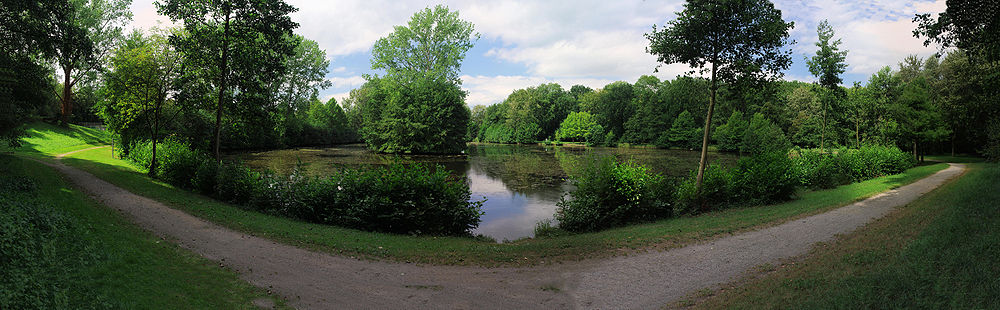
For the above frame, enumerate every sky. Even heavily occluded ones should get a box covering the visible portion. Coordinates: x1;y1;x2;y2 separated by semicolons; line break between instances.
128;0;947;107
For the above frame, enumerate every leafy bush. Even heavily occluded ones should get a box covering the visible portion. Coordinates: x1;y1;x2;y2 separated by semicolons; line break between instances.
792;148;851;189
122;142;483;236
331;163;482;235
840;145;914;181
214;161;266;205
675;152;796;213
674;163;733;215
127;138;204;188
794;145;914;189
730;151;798;205
556;157;671;232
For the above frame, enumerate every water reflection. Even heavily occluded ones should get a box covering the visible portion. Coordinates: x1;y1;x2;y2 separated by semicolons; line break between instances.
232;144;735;241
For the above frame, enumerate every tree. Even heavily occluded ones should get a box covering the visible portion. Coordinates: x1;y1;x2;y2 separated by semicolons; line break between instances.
646;0;794;199
914;0;1000;63
99;30;181;174
712;110;747;152
666;110;701;149
806;20;848;151
623;75;672;144
51;0;131;125
370;4;479;84
274;36;332;143
358;77;469;154
555;111;599;142
1;0;69;145
588;81;635;142
158;0;299;160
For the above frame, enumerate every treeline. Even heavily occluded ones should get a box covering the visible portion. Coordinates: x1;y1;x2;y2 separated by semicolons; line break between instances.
467;49;999;159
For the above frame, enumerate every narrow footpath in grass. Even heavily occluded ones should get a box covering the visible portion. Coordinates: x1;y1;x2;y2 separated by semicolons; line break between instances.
37;145;966;309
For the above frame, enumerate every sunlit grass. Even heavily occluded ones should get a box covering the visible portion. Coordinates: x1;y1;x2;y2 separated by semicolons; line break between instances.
3;121;110;156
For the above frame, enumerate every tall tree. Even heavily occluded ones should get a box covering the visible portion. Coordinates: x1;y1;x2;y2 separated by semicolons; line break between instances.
370;4;479;84
99;29;181;173
52;0;132;125
158;0;299;160
914;0;1000;63
646;0;794;199
358;5;476;154
806;20;848;151
1;0;69;145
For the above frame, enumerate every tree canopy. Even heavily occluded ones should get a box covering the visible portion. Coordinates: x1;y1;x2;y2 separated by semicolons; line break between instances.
371;4;479;84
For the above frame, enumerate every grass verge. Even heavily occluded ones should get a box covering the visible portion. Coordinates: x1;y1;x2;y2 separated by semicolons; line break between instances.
60;145;947;266
0;155;286;309
689;162;999;309
1;121;110;156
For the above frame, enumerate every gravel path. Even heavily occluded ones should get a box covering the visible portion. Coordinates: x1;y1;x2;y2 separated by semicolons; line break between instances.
43;151;964;310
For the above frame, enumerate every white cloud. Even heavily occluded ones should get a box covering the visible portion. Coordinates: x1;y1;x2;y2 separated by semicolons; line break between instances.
327;76;365;89
331;66;348;73
778;0;945;76
461;75;616;107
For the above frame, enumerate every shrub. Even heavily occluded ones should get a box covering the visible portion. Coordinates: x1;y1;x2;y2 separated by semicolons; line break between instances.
555;157;672;232
334;163;483;235
191;159;219;194
556;111;599;142
214;161;266;205
675;152;796;213
841;145;914;181
792;149;851;189
741;113;791;156
126;138;206;189
729;151;798;205
674;163;734;215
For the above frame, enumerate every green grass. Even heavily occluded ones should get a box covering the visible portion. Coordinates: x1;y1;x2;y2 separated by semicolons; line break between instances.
2;122;110;156
0;155;286;308
692;163;1000;309
60;145;947;266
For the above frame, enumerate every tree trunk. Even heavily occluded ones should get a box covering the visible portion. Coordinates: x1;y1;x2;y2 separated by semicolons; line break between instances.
913;140;917;161
951;135;955;157
695;61;717;212
60;66;73;125
213;6;232;161
855;118;860;148
150;96;162;176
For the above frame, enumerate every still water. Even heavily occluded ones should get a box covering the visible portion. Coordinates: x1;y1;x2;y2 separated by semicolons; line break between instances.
233;144;735;241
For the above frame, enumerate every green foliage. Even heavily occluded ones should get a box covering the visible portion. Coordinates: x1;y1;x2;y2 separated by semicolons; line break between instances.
359;77;470;153
915;1;1000;62
666;110;701;149
0;164;108;308
984;119;1000;162
713;110;747;152
556;157;671;232
122;140;482;236
586;124;607;146
742;112;791;155
807;20;848;89
794;145;915;189
675;152;797;213
370;4;478;84
556;111;599;142
588;81;635;142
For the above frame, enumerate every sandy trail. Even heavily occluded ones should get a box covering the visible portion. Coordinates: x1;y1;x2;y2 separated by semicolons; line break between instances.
43;151;964;309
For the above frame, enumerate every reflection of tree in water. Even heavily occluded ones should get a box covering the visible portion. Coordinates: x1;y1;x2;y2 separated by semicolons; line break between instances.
466;144;569;194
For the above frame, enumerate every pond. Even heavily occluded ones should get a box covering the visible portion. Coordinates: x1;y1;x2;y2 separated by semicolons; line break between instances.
232;144;736;241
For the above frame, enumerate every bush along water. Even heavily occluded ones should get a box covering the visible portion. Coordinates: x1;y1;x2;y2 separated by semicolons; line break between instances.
124;140;483;236
559;145;915;231
555;156;672;232
793;145;915;189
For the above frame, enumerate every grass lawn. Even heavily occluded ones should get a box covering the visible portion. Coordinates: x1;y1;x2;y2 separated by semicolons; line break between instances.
0;155;287;309
688;162;999;309
2;122;110;156
59;144;947;266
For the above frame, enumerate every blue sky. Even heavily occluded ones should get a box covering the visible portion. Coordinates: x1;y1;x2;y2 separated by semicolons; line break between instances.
129;0;946;106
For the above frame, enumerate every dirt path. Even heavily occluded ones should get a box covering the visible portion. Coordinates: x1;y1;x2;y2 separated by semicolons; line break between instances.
44;151;964;309
55;145;109;159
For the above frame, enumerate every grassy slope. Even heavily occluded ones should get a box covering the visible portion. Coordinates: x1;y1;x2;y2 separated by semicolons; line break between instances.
691;162;999;309
3;121;110;156
62;144;947;266
1;155;286;309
